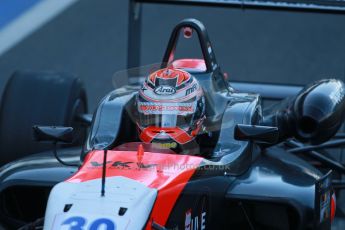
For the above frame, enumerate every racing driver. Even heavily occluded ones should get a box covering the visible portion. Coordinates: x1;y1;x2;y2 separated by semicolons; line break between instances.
136;67;206;154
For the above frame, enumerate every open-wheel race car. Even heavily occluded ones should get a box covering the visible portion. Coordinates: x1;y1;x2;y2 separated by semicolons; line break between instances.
1;18;345;230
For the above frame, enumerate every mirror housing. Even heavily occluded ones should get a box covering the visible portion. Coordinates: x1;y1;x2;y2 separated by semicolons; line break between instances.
234;124;279;144
33;126;74;143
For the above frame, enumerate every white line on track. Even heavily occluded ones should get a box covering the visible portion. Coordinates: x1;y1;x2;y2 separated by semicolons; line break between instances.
0;0;79;56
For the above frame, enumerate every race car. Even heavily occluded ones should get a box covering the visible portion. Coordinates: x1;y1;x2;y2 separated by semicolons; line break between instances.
0;18;344;230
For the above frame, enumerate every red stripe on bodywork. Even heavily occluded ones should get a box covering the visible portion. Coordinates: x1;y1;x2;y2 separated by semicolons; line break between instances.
67;145;203;227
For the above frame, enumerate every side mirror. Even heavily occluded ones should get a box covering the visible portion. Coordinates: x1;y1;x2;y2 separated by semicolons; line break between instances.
234;124;279;145
33;126;74;143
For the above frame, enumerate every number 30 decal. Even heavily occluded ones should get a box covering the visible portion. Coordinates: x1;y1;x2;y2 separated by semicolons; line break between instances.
62;216;116;230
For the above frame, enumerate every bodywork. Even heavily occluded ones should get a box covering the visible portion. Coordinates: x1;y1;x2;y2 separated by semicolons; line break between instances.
0;16;340;230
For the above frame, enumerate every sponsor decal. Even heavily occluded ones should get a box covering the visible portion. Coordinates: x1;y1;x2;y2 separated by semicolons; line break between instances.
137;162;158;169
320;191;331;221
112;161;133;168
152;141;177;149
185;209;206;230
138;102;194;114
91;160;158;170
315;171;332;225
185;209;192;230
154;85;176;95
185;84;197;96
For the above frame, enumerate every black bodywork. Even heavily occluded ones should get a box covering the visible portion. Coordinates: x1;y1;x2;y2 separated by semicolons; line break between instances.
0;18;344;230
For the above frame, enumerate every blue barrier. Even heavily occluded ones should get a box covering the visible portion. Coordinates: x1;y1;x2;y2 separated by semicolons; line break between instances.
0;0;42;29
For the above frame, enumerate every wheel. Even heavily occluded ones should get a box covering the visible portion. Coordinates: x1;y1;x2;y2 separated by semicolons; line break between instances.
0;71;87;166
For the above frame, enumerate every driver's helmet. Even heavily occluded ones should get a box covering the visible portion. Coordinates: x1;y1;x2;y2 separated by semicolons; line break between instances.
136;67;205;151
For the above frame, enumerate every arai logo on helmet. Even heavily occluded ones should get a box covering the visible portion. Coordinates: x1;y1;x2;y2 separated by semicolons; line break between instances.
154;85;176;95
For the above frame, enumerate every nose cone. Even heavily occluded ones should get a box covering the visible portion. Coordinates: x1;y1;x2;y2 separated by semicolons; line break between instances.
44;176;157;230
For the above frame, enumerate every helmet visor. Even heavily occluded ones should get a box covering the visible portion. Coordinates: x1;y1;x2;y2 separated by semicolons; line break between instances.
138;102;196;128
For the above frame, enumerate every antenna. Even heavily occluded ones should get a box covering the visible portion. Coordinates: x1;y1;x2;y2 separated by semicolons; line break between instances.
101;149;108;197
